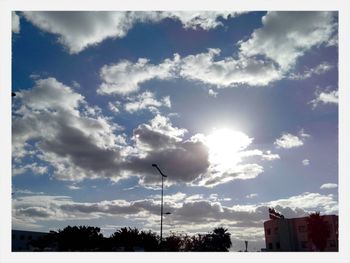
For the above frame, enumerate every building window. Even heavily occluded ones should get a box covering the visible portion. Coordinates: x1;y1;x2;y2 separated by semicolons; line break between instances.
12;234;16;240
28;235;32;240
268;243;273;249
267;228;271;235
276;242;280;249
329;240;336;247
301;241;308;249
20;235;25;240
298;225;306;233
274;227;278;234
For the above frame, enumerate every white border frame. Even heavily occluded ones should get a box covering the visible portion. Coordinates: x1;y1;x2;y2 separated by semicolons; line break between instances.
1;1;349;262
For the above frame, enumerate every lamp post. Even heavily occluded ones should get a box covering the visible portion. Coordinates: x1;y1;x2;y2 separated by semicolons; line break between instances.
152;163;167;244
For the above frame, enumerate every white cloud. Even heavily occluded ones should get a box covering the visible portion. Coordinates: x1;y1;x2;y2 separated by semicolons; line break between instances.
12;78;278;188
262;151;280;161
12;77;127;182
136;114;187;141
108;101;121;113
12;11;20;33
311;89;338;108
164;11;241;30
320;183;338;189
14;191;337;224
267;192;338;214
240;149;280;161
122;117;275;188
208;193;231;202
127;120;280;187
208;89;218;97
246;193;258;199
98;56;179;95
124;91;171;113
327;33;338;47
150;192;187;205
67;185;81;190
12;190;337;245
299;129;311;139
22;11;139;54
22;11;241;54
161;96;171;108
13;162;48;176
13;188;45;195
197;163;264;188
95;12;337;94
239;11;336;70
98;49;282;97
274;132;307;149
190;130;280;187
179;49;282;87
288;61;334;80
71;80;81;89
302;159;310;166
13;83;211;187
16;77;84;111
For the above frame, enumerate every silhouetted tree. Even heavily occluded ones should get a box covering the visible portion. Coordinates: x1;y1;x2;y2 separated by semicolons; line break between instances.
190;233;209;251
29;225;232;252
185;227;232;252
306;212;330;251
32;226;104;251
139;230;159;251
209;227;232;251
163;232;184;251
110;227;160;251
110;227;141;251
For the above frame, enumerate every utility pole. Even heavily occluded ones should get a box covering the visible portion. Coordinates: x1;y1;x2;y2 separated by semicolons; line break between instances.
152;164;167;244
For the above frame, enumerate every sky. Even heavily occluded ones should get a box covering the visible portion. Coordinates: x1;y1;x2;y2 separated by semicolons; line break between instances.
11;11;338;251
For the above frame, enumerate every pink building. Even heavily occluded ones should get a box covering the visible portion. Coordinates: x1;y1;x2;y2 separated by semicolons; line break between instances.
263;215;338;251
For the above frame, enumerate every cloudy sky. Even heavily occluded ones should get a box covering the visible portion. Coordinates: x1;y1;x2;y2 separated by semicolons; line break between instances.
11;11;338;251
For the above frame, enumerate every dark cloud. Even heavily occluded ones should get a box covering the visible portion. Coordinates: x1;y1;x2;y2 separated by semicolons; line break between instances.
12;78;277;187
17;207;52;218
39;123;122;177
13;192;337;242
60;202;141;215
125;138;210;185
12;78;125;181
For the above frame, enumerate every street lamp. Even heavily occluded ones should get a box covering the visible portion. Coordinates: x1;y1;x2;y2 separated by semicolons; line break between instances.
152;163;167;244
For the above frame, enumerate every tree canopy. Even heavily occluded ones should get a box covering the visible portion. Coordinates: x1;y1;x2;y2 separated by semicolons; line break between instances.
306;212;331;251
30;225;232;252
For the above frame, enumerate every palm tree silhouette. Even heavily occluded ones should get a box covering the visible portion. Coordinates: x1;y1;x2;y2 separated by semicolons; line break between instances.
210;227;232;251
306;212;330;251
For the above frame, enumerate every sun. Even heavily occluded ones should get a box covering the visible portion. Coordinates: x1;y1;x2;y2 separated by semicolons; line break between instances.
206;128;252;169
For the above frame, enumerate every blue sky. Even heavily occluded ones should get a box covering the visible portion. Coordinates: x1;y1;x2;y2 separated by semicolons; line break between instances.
11;11;338;251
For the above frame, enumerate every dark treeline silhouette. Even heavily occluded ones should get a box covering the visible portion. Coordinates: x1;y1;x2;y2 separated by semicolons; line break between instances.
306;212;331;251
30;226;232;252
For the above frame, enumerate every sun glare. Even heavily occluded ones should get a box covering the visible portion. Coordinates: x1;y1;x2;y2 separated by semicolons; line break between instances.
206;128;252;169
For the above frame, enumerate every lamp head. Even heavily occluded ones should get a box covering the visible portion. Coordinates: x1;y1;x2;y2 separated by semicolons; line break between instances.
152;164;157;167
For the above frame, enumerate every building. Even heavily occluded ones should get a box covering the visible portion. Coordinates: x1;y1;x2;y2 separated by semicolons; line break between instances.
263;214;338;251
12;230;48;251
